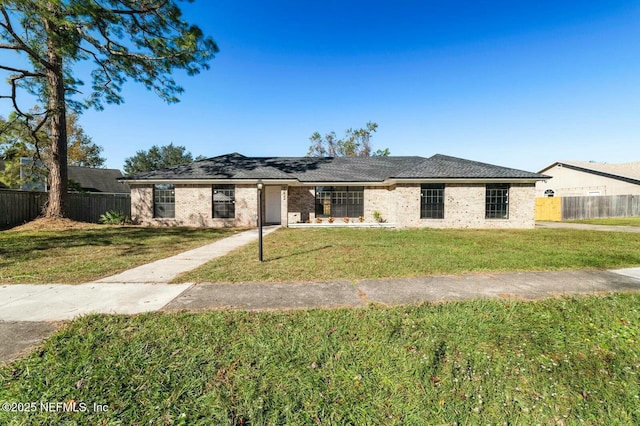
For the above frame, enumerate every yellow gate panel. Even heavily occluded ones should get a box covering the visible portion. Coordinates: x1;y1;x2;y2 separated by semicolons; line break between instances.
535;197;562;221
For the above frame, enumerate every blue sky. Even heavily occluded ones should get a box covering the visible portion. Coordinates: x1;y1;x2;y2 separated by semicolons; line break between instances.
3;1;640;172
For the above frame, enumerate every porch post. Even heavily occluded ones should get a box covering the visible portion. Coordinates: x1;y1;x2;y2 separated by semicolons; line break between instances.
257;181;263;262
281;185;288;227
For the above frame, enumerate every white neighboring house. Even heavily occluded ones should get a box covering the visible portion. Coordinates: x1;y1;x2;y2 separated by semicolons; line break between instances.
536;161;640;197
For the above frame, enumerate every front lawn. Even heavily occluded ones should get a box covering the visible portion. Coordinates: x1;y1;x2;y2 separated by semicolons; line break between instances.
1;294;638;424
566;217;640;227
178;228;640;283
0;227;238;284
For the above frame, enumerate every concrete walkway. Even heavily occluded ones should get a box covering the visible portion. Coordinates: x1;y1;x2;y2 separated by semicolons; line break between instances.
0;226;279;363
163;269;640;311
0;321;61;363
0;283;192;321
2;223;640;364
536;221;640;233
0;226;279;322
93;226;280;284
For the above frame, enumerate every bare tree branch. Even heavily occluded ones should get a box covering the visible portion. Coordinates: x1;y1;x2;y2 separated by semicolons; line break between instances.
0;64;45;77
29;114;50;170
7;75;33;117
0;7;52;70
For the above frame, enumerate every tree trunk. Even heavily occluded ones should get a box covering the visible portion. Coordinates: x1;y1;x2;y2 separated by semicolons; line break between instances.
43;11;68;218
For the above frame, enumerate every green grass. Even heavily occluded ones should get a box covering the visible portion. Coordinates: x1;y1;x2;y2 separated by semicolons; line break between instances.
178;228;640;283
0;226;239;284
1;294;638;424
566;217;640;227
4;226;640;285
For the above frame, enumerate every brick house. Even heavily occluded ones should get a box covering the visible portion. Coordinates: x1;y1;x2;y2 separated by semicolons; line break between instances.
121;153;547;229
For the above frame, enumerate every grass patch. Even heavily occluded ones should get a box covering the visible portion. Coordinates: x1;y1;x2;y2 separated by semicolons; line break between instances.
178;228;640;283
0;227;238;284
566;217;640;227
1;294;639;424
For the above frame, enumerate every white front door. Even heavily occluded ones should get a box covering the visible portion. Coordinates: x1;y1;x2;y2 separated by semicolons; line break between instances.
265;186;281;224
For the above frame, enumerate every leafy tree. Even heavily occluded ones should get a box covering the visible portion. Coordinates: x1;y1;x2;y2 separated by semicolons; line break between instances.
373;147;391;157
123;143;198;175
0;114;47;189
0;111;105;188
66;113;105;167
306;121;389;157
0;1;218;217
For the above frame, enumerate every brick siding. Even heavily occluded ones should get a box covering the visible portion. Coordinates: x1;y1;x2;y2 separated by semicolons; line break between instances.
287;186;315;223
130;182;536;228
131;184;257;227
386;183;535;228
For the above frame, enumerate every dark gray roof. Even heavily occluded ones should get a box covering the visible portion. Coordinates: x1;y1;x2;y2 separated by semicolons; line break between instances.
122;153;546;182
68;166;130;193
396;154;546;179
278;155;426;182
0;161;129;192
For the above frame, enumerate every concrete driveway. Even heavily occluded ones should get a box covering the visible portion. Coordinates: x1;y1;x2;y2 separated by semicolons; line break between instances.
536;221;640;233
0;321;61;364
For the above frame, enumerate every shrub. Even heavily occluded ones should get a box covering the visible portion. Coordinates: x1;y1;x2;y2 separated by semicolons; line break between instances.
98;210;131;225
373;210;385;223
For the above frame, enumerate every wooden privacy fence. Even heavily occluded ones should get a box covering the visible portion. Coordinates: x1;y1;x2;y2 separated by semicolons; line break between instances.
535;197;562;221
0;190;49;228
561;194;640;220
0;189;131;228
535;194;640;221
67;192;131;223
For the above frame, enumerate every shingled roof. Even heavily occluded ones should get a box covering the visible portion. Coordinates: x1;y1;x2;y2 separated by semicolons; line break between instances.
397;154;547;179
122;153;546;183
539;161;640;186
68;166;130;193
0;161;129;192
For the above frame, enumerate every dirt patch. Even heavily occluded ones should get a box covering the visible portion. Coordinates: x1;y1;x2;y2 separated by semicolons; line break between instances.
7;217;101;232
